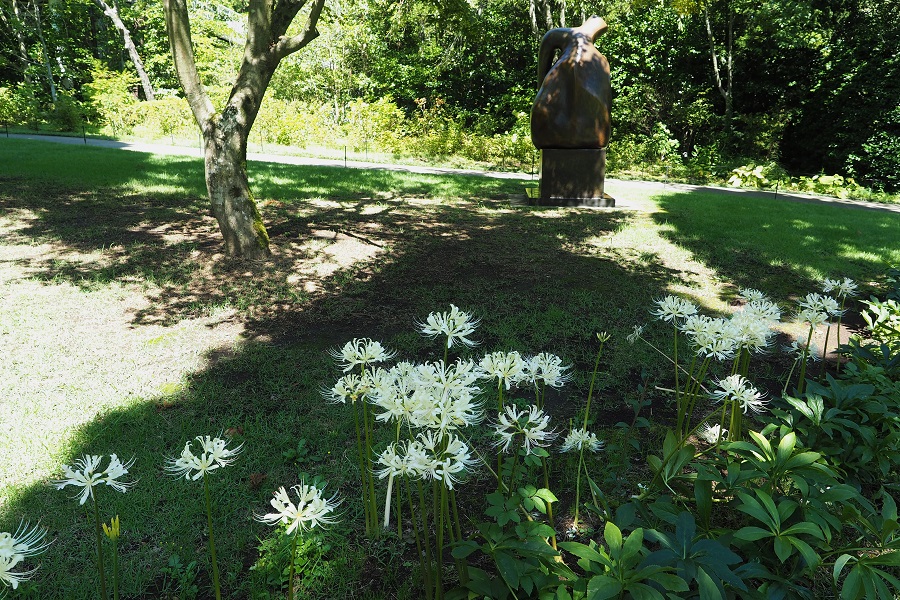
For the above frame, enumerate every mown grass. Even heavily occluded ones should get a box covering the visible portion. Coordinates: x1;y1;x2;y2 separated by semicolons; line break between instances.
1;138;898;599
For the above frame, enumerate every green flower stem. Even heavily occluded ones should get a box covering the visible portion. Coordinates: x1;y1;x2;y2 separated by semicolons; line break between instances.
352;400;370;536
363;402;378;534
417;480;434;600
506;451;521;500
434;482;443;600
573;449;585;528
288;532;299;600
820;324;832;381
396;476;403;536
448;488;468;584
203;474;222;600
583;338;608;430
682;357;710;437
497;383;505;490
673;324;680;413
797;323;815;394
835;298;847;375
406;478;432;600
92;494;109;600
541;457;557;549
783;357;800;397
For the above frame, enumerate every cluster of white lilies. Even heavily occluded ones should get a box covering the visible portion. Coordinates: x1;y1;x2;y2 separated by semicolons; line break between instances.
323;305;608;600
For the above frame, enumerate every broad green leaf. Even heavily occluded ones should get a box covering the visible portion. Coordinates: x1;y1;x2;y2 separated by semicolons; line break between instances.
559;542;608;565
451;540;480;559
697;566;724;600
535;488;558;503
622;527;645;561
627;582;664;600
586;575;623;600
841;566;863;600
833;554;854;582
774;536;792;562
734;526;772;541
604;521;623;553
776;431;797;466
495;551;521;589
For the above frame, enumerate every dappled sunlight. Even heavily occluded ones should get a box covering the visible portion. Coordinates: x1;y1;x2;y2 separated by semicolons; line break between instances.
0;277;245;503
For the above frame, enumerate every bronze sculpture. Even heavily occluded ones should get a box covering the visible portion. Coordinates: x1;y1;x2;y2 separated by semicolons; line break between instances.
531;16;613;206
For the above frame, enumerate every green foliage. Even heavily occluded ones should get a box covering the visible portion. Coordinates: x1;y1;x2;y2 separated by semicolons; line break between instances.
0;84;42;127
250;527;343;595
157;554;199;600
83;63;139;133
644;511;747;599
559;522;689;600
860;297;900;350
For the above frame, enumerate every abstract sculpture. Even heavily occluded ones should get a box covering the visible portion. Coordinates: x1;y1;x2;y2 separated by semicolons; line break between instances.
531;16;613;206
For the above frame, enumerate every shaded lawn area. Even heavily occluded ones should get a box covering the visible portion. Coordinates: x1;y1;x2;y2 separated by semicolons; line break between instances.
1;138;898;599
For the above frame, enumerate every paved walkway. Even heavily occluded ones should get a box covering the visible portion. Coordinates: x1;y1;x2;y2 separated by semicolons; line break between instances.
6;132;900;214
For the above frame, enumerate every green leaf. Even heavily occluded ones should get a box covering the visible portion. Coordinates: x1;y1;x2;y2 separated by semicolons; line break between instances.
586;575;623;600
495;551;521;589
604;521;623;553
535;488;558;503
622;527;645;561
451;540;480;559
734;527;773;541
559;542;608;565
697;567;724;600
773;536;792;562
776;431;797;466
833;554;854;582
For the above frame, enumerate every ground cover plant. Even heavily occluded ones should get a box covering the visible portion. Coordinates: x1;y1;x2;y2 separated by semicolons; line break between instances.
1;139;899;599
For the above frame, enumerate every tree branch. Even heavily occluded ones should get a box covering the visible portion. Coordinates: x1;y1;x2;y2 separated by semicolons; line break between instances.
163;0;214;128
272;0;325;59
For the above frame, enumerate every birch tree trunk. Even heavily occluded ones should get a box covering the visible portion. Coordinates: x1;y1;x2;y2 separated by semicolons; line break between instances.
94;0;155;101
164;0;325;259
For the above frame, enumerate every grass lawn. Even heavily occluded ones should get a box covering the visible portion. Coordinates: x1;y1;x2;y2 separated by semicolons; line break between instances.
1;138;898;599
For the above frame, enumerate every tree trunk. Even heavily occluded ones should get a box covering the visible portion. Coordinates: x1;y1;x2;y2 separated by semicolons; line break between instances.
202;120;270;259
164;0;324;258
704;7;733;128
2;1;32;83
95;0;156;101
31;0;57;102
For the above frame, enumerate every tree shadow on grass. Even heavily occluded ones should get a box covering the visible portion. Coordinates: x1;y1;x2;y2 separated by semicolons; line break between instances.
1;141;704;599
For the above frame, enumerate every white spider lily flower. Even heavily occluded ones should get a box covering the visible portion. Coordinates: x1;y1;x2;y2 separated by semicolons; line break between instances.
626;324;645;344
1;553;36;591
797;308;829;327
743;298;781;322
698;424;727;444
739;288;767;302
165;436;243;481
0;521;50;562
434;434;478;490
730;312;775;354
321;373;370;404
710;375;768;414
417;304;480;349
798;293;842;318
256;482;340;535
494;404;557;454
478;351;526;390
783;337;821;361
559;428;604;453
329;338;396;372
523;353;572;389
53;454;136;505
822;277;858;299
651;295;698;323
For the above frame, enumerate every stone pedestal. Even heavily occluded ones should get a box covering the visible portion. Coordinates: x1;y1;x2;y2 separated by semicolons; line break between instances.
534;148;614;207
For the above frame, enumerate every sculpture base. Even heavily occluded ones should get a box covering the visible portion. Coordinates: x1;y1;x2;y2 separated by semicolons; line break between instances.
534;148;613;207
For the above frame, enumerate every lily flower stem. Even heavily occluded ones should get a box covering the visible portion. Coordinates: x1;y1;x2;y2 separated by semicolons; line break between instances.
507;451;521;500
541;457;557;549
203;474;222;600
396;477;403;536
433;482;443;600
797;323;815;395
407;479;432;600
673;325;680;415
92;495;109;600
288;532;299;600
363;402;378;534
677;354;698;438
583;339;607;430
497;384;504;491
573;449;585;529
835;298;847;375
417;480;434;600
820;324;832;380
449;488;469;584
353;402;370;536
682;358;710;438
